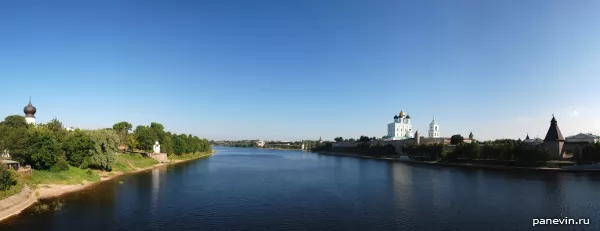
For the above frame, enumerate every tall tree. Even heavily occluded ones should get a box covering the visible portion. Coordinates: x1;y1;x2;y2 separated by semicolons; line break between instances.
27;127;61;170
62;130;94;167
113;121;133;149
334;137;344;142
134;125;157;151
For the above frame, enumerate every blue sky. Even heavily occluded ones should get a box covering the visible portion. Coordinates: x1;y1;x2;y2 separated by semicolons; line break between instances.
1;0;599;141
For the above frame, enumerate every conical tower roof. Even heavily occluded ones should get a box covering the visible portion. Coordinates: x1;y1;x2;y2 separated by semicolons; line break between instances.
544;114;564;141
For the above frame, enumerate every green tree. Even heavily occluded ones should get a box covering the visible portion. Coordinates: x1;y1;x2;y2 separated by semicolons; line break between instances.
0;167;16;191
62;130;94;167
358;136;371;142
126;133;138;151
82;129;119;171
348;138;356;142
27;127;61;170
450;134;464;145
112;121;132;149
1;115;28;129
45;118;67;142
334;137;344;142
0;125;29;163
134;125;157;151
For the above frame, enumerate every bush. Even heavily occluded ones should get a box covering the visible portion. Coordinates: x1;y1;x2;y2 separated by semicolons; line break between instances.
0;167;16;191
51;157;70;172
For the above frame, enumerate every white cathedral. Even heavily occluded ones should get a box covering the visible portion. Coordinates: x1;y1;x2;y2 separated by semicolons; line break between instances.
385;110;440;140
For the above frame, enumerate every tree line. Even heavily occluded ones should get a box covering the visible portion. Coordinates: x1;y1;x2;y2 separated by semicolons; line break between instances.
0;115;211;174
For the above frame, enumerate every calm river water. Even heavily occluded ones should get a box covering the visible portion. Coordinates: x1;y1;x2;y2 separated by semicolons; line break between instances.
2;146;600;230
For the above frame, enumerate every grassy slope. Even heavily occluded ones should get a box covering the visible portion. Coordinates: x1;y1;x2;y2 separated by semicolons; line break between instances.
113;153;159;173
168;151;214;161
0;173;25;200
26;166;101;186
6;151;212;190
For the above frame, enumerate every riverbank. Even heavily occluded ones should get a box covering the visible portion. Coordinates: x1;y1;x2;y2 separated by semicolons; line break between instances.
0;150;216;222
316;151;600;172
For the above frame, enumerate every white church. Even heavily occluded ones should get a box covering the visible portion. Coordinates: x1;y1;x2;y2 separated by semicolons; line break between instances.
385;110;440;140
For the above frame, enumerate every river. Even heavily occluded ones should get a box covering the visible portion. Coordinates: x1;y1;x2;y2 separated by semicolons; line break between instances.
1;146;600;230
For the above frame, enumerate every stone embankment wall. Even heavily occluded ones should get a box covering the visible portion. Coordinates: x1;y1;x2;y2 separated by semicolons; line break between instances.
148;153;170;163
0;185;37;221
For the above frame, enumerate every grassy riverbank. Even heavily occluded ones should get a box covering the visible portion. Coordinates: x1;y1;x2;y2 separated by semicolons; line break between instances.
0;175;25;200
169;151;214;162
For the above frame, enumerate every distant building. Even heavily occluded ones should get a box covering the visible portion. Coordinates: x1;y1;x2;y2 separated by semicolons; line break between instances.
565;133;600;143
428;117;440;138
65;126;76;131
522;134;544;145
386;110;414;140
23;97;37;125
256;140;265;147
543;115;565;159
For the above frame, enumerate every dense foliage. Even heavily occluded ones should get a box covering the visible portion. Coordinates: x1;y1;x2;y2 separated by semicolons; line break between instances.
581;143;600;162
0;167;16;191
0;115;211;174
62;130;94;167
450;134;464;145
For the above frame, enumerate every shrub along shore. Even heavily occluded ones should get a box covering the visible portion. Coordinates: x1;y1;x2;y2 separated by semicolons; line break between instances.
0;115;213;200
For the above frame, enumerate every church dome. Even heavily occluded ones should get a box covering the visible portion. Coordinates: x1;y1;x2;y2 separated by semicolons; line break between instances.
393;115;398;119
399;110;406;118
24;98;36;117
406;115;411;119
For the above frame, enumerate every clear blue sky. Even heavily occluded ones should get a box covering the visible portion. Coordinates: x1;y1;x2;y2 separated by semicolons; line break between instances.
1;0;600;141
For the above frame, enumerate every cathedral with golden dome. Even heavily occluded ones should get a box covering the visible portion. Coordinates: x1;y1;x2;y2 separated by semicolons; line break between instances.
386;110;414;140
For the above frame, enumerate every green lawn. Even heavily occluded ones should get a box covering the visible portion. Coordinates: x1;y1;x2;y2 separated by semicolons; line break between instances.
169;151;214;161
26;166;100;186
113;153;159;173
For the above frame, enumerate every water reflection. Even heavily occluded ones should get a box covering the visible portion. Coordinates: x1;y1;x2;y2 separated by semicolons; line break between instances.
2;148;600;231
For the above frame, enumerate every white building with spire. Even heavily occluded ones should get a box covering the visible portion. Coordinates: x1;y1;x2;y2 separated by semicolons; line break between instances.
428;117;440;138
386;110;414;140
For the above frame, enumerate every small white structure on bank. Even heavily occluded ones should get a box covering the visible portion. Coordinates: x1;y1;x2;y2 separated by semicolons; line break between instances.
386;110;414;140
23;97;37;125
428;117;440;138
153;141;161;153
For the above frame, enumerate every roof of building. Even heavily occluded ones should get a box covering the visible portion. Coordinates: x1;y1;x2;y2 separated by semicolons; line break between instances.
399;110;406;117
566;133;600;139
23;97;36;117
544;115;565;141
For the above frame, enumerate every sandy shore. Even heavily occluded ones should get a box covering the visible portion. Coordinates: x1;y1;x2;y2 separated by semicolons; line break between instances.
0;151;216;222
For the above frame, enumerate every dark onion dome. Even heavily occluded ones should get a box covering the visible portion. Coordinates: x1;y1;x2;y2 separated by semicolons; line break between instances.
394;115;399;119
24;98;37;117
406;115;411;119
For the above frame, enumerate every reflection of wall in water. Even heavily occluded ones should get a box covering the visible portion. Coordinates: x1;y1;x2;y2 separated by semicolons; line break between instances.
151;167;167;209
390;163;412;213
